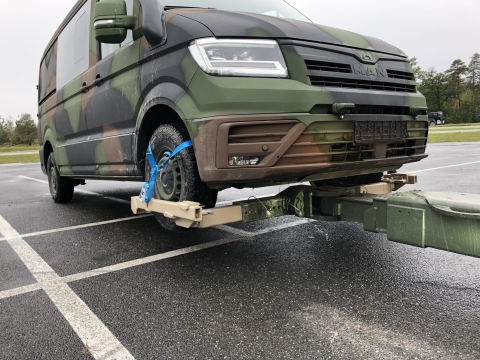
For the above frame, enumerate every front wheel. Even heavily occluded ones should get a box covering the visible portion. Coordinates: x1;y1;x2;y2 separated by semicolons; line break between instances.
146;124;218;231
47;152;74;203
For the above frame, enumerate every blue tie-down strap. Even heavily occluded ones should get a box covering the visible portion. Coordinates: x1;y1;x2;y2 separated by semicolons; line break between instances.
139;140;193;203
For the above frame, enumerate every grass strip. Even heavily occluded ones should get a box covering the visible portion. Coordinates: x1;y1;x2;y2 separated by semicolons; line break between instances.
0;154;40;165
428;132;480;143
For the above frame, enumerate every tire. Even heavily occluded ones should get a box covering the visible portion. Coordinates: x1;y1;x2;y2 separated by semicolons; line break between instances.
146;124;218;231
47;152;74;203
437;120;442;125
429;121;435;126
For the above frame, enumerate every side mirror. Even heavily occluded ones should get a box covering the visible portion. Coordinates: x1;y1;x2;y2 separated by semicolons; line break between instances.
94;0;136;44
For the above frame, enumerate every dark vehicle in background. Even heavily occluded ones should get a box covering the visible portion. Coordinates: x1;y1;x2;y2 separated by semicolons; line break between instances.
428;112;445;126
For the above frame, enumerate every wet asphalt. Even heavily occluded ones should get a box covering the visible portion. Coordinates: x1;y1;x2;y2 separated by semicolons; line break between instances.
0;142;479;360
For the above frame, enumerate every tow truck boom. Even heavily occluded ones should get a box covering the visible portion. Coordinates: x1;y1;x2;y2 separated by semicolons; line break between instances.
132;174;480;259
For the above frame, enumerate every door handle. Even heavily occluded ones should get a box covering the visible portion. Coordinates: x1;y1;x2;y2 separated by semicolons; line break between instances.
93;76;104;87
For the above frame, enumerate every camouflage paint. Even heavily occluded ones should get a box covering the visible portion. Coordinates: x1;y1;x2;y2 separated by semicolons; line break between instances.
38;2;428;189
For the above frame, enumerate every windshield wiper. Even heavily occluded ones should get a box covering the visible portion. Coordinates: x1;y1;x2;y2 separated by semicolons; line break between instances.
164;6;216;10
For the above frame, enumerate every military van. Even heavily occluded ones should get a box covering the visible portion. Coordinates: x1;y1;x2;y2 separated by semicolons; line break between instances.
38;0;429;230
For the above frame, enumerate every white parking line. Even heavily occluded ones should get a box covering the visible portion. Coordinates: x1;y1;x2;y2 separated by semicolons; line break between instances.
0;218;313;301
62;237;240;283
412;160;480;174
216;225;254;237
19;176;131;205
18;175;50;184
4;175;313;306
81;191;132;205
0;214;153;242
62;219;311;283
253;219;313;235
0;216;134;360
0;283;42;300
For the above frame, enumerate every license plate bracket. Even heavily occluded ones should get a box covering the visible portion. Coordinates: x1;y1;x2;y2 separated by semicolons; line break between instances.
355;120;407;144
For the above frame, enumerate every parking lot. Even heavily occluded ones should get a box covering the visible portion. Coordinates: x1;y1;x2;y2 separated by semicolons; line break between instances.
1;142;480;359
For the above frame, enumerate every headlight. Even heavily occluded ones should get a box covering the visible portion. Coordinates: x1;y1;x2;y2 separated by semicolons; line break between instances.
189;38;288;78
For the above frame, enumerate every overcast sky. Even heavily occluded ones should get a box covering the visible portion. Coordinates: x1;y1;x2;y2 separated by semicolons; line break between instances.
1;0;478;121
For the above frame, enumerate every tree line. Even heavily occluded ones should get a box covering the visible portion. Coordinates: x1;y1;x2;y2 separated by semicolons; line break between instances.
0;114;38;146
413;53;480;123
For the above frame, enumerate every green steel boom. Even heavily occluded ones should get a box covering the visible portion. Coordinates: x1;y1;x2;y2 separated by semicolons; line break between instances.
132;174;480;259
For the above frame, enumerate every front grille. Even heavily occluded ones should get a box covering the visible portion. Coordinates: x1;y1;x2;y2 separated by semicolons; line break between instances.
221;119;427;168
309;76;416;93
387;69;415;80
329;141;425;163
305;60;352;73
331;143;375;162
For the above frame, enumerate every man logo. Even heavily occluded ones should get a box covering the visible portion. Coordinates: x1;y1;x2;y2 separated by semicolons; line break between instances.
362;53;373;61
353;65;387;78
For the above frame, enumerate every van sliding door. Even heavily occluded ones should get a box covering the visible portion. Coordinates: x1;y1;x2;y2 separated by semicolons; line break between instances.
87;0;140;177
54;0;96;175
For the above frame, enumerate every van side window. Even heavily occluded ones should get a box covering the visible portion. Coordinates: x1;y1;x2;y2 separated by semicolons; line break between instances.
57;0;92;90
100;0;134;59
74;12;88;64
39;41;58;104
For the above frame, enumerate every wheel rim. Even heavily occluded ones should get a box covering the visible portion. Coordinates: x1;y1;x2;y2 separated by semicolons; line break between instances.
49;165;58;197
154;149;182;202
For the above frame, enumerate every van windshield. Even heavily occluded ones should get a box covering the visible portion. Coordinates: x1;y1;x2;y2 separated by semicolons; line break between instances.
164;0;311;22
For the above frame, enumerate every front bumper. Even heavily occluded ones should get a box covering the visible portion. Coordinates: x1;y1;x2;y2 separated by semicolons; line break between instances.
178;61;428;188
188;113;428;188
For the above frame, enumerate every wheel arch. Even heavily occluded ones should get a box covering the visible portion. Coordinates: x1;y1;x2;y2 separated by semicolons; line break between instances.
134;82;195;177
135;103;188;177
42;127;56;167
